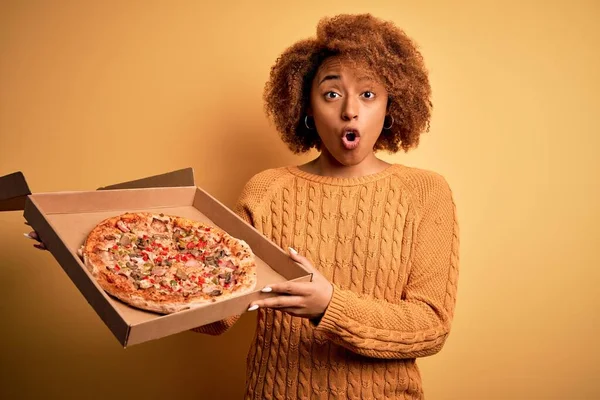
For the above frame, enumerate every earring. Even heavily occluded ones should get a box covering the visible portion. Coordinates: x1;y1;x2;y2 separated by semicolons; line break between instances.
304;116;314;130
383;115;394;130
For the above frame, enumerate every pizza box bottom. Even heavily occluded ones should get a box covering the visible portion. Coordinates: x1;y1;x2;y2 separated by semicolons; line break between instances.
23;185;312;347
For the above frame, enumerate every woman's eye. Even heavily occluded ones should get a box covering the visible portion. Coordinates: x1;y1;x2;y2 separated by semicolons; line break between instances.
362;91;375;99
325;92;340;99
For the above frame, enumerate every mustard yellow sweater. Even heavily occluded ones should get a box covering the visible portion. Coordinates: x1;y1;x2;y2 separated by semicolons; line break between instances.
194;164;460;399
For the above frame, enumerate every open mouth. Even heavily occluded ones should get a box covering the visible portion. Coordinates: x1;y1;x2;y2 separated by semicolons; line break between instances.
341;129;361;150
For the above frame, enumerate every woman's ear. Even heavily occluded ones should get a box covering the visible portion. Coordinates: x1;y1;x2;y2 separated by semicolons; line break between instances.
306;106;313;117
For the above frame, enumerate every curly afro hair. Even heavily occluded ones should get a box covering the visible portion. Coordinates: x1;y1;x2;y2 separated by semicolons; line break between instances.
263;13;432;154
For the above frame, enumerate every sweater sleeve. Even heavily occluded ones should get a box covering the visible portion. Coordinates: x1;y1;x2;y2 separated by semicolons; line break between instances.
314;174;460;359
190;170;274;336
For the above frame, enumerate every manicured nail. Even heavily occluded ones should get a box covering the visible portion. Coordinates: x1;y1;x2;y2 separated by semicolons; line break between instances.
23;233;34;240
247;304;259;311
288;247;298;255
261;287;272;293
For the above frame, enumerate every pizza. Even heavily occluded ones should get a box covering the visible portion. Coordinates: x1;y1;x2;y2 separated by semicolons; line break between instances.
78;212;257;314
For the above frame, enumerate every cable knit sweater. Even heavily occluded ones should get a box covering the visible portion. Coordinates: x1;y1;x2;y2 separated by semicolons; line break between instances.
194;164;460;400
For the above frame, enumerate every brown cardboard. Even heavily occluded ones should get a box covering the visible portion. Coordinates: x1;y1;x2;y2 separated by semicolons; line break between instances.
97;167;195;191
22;185;312;347
0;172;31;211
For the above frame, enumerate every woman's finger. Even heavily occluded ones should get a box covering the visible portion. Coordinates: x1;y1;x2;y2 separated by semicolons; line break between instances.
261;281;312;296
25;231;42;243
24;232;36;240
249;295;304;311
24;232;47;249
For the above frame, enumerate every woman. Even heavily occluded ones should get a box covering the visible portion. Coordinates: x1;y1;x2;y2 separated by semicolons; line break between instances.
30;14;459;399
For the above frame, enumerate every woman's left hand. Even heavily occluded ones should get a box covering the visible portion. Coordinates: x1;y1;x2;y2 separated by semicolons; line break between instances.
248;248;333;320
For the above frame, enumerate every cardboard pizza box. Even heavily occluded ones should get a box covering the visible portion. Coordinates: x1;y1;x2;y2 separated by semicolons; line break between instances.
0;168;312;347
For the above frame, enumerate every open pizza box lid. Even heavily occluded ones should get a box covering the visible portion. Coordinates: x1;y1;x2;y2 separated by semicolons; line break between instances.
0;168;312;347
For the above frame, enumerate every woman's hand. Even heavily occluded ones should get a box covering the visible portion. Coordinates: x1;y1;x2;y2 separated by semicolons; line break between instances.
24;222;47;250
247;248;333;320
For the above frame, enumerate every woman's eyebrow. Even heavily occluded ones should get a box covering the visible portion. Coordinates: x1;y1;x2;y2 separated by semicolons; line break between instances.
319;74;340;85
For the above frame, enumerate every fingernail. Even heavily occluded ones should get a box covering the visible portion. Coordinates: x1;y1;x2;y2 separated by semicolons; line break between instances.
247;304;259;311
261;287;272;293
23;233;34;240
288;247;298;255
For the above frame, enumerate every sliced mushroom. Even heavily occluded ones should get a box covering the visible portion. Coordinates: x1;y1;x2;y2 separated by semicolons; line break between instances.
210;289;222;296
175;269;188;280
131;271;144;280
204;256;216;267
120;235;131;246
104;234;116;240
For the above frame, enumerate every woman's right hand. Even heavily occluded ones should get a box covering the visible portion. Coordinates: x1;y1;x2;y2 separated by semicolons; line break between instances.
24;230;47;250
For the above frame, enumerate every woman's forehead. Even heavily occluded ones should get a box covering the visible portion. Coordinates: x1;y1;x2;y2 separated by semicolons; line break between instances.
315;56;377;83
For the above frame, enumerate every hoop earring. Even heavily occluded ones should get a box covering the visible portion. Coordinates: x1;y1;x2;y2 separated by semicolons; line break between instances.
304;115;314;130
383;115;394;130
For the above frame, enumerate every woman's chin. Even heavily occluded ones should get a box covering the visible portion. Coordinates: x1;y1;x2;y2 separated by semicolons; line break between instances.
330;151;369;167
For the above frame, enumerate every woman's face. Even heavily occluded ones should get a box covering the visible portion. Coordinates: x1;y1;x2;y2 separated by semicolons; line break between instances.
308;56;388;166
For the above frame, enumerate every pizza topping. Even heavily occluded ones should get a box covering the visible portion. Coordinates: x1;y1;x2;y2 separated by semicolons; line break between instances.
139;279;153;289
202;285;217;294
119;235;131;246
131;270;144;280
219;271;232;284
116;220;130;232
151;218;167;233
130;256;145;265
204;256;217;267
184;259;200;268
175;269;188;280
151;267;168;276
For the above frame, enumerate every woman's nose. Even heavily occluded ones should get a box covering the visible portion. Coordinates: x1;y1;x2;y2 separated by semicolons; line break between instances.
341;98;359;121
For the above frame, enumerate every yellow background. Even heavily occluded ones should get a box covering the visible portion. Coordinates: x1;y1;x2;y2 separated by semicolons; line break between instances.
1;1;598;399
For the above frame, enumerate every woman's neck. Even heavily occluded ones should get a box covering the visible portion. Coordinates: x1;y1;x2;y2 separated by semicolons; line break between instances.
300;150;391;179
